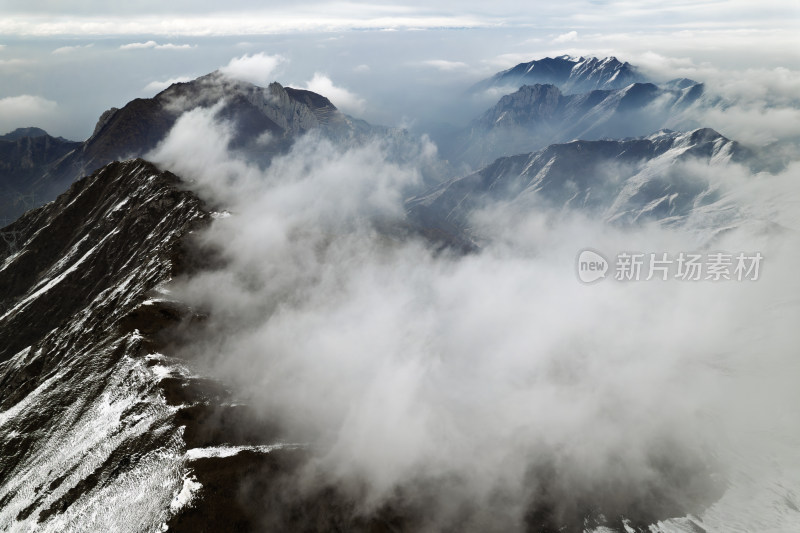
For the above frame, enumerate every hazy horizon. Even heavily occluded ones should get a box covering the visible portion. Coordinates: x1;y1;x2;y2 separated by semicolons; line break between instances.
1;1;798;140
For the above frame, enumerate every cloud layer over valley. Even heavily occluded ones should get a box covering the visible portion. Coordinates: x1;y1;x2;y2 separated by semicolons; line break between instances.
145;90;800;529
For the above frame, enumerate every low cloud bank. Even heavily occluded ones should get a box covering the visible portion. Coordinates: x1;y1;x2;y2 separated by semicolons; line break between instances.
148;101;800;529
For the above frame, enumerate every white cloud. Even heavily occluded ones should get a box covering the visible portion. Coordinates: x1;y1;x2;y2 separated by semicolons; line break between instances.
353;64;370;73
0;94;58;133
142;76;193;93
156;42;195;50
120;40;157;50
52;43;93;54
553;30;578;43
119;40;194;50
0;94;57;114
303;73;366;115
0;58;27;67
145;104;800;529
420;59;470;71
219;52;286;87
0;1;795;37
0;13;493;37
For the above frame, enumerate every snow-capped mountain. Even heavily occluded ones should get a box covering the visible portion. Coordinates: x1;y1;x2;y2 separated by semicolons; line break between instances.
0;160;211;530
447;81;705;169
0;160;365;532
411;128;750;240
470;56;646;95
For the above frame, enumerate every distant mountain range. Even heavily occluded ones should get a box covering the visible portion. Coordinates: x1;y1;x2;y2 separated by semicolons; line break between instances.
410;128;752;246
0;56;707;225
470;55;646;95
444;80;705;169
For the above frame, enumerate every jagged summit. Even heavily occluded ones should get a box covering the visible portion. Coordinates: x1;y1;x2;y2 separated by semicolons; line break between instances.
0;71;373;225
86;72;351;165
470;55;646;95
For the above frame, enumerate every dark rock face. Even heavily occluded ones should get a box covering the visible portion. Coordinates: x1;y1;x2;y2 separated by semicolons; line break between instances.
0;159;208;362
0;159;210;529
470;56;646;95
77;73;360;174
91;108;119;137
0;72;369;227
57;77;304;180
448;81;705;168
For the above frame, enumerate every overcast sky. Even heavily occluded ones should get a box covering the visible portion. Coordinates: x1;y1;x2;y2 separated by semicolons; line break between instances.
0;0;798;139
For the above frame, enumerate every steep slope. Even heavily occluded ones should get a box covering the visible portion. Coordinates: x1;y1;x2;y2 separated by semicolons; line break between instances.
0;158;436;533
0;132;81;224
448;81;705;168
411;128;748;237
0;159;212;530
470;55;646;95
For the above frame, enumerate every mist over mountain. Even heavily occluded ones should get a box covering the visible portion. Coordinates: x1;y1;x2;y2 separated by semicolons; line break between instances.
0;71;434;224
1;45;800;533
413;128;752;240
59;74;367;189
444;80;706;169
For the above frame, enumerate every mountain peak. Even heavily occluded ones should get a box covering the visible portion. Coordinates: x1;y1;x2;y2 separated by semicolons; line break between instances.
470;55;646;95
0;70;368;224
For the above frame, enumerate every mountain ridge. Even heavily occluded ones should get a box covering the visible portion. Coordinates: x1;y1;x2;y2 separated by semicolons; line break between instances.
0;72;375;224
411;127;748;241
470;55;646;95
447;80;706;169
